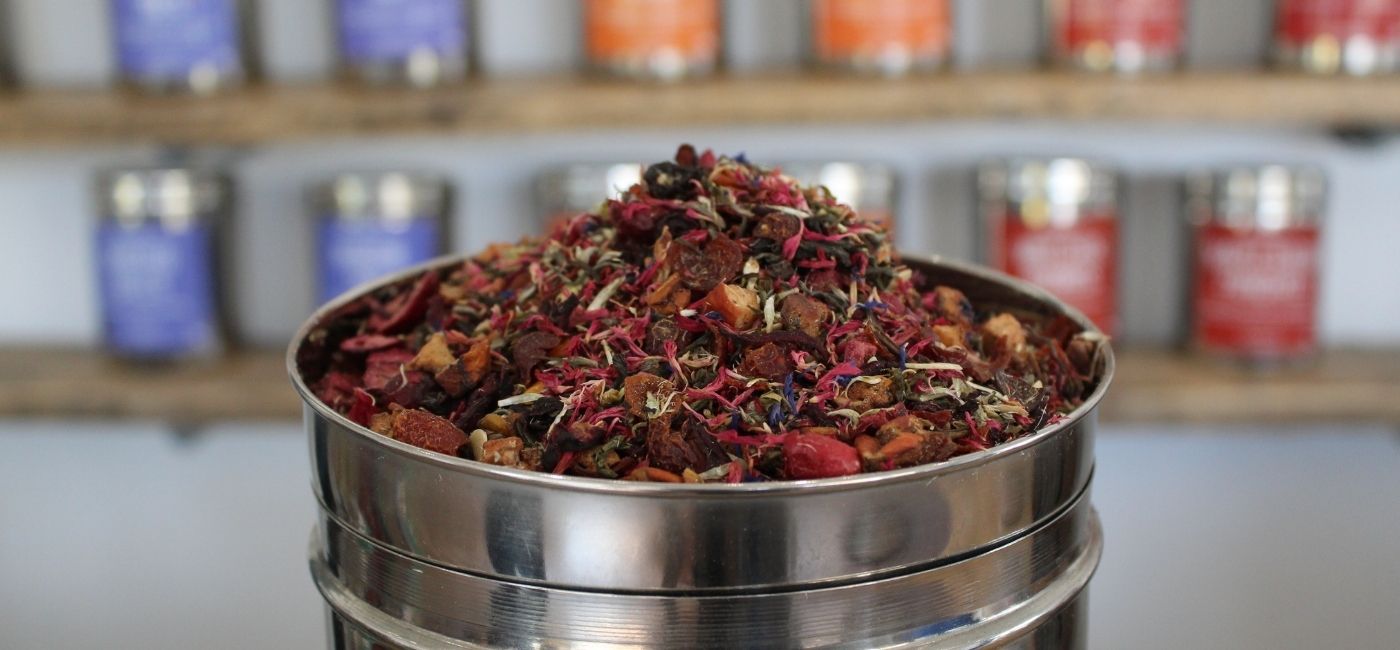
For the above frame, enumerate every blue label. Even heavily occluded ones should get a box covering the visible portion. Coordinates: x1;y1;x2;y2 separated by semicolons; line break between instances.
317;218;441;304
97;221;219;356
336;0;466;63
112;0;242;80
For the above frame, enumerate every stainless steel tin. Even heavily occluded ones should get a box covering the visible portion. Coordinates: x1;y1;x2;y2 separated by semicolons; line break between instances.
289;255;1111;594
781;162;898;230
803;0;954;76
584;0;720;81
533;162;643;231
312;485;1100;649
1185;164;1327;231
1272;0;1400;76
1046;0;1184;74
110;0;258;95
333;0;471;87
96;166;233;358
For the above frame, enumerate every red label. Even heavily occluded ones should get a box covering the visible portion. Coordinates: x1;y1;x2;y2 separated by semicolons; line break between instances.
993;214;1118;335
1276;0;1400;44
1192;224;1320;358
1058;0;1184;51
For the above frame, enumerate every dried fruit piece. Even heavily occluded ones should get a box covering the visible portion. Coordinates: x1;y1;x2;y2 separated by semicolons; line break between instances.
512;331;561;376
931;286;974;327
624;372;676;419
753;213;801;241
389;409;468;456
409;333;455;374
982;313;1027;350
780;293;830;338
738;342;793;380
784;433;860;479
838;377;895;411
705;283;760;330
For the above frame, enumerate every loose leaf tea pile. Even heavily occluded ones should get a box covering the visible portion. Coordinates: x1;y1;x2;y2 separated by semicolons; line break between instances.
299;146;1104;483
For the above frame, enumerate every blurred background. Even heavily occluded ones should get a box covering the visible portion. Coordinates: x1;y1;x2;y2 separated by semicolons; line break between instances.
1;0;1398;648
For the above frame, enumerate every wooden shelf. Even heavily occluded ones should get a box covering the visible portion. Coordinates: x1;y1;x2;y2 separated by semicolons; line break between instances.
2;346;1398;427
4;72;1400;146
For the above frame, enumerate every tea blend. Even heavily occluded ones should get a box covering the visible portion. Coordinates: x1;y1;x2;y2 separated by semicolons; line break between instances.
299;146;1103;482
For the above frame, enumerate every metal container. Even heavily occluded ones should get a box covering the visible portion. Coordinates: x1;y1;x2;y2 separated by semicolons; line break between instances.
0;1;16;90
310;172;451;305
1273;0;1400;75
805;0;953;76
108;0;257;94
96;167;232;359
533;162;643;234
333;0;471;87
781;161;899;233
978;157;1120;336
583;0;720;81
1047;0;1185;74
314;484;1100;649
1186;164;1327;360
290;255;1112;648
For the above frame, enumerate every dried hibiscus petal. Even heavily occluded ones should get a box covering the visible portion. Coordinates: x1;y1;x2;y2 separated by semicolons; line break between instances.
370;272;440;334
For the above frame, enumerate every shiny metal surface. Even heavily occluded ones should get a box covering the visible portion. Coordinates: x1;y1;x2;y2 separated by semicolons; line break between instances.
312;488;1101;649
1186;164;1328;231
310;172;452;223
290;255;1112;593
979;157;1119;227
98;167;233;228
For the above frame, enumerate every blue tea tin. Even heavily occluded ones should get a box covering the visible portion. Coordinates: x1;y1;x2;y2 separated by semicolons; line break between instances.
312;172;450;304
95;168;230;358
333;0;469;86
109;0;253;93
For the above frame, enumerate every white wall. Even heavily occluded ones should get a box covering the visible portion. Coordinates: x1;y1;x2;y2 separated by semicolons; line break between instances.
1;0;1397;347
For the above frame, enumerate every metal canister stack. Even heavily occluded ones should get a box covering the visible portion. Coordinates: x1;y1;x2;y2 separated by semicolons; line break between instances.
291;256;1111;649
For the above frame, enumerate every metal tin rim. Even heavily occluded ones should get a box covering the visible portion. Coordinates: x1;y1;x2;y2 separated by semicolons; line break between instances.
287;253;1114;496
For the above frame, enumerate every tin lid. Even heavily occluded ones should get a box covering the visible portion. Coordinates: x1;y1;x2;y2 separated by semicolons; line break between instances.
312;172;451;221
780;162;897;212
534;163;644;214
979;157;1118;226
97;167;231;225
1187;164;1327;230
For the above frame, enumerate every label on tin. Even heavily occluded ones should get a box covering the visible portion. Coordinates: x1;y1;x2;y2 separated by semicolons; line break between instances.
585;0;718;64
1275;0;1400;44
317;218;441;303
112;0;242;80
810;0;951;62
1057;0;1183;52
992;214;1118;335
1193;224;1319;358
97;221;218;356
336;0;467;63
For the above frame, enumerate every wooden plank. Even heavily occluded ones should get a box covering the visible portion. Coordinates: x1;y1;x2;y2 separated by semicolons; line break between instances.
4;73;1400;147
1102;348;1400;425
0;346;1397;426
